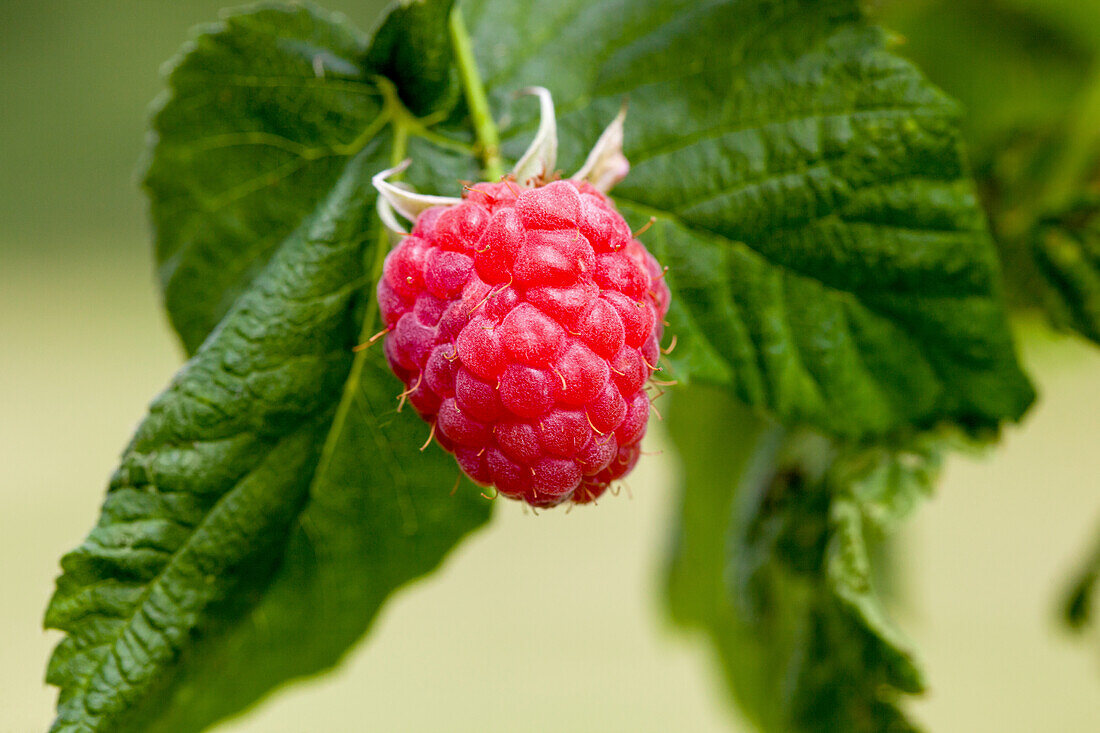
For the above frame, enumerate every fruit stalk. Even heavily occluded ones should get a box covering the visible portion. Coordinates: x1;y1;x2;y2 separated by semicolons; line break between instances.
449;8;503;180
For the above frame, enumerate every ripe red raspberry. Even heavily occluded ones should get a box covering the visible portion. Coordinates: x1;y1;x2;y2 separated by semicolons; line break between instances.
377;178;669;507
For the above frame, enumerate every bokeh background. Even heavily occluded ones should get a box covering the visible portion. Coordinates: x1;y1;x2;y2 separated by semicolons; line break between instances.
2;1;1098;731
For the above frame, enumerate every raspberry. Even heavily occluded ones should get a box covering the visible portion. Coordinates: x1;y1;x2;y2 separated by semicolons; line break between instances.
373;89;670;507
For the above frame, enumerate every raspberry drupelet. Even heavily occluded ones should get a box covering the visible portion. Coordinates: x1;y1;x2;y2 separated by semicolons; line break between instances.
373;89;670;507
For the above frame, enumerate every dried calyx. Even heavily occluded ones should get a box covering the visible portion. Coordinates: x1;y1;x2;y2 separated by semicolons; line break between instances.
374;87;629;233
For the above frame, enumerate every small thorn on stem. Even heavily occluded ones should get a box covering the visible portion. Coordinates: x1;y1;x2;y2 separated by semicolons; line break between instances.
480;486;499;500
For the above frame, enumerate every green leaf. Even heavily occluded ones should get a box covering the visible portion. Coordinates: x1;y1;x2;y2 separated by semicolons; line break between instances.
1032;198;1100;345
145;4;381;354
367;0;460;116
663;387;789;732
132;346;492;733
47;5;490;733
466;0;1035;439
666;386;939;732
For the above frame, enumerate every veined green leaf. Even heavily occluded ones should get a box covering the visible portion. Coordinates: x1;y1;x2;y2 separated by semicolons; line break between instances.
46;5;490;733
466;0;1035;439
145;4;380;354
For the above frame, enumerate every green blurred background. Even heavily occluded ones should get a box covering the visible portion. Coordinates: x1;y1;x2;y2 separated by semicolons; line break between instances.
2;1;1098;731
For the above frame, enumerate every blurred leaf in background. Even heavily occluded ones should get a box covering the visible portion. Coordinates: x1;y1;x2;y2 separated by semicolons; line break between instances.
666;387;952;732
1031;196;1100;343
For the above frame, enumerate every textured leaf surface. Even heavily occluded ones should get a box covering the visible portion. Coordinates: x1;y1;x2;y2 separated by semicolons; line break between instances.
666;386;938;732
467;0;1034;439
145;5;380;354
47;6;490;733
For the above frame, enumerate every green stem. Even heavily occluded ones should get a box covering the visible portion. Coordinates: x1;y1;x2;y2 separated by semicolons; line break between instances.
449;7;503;180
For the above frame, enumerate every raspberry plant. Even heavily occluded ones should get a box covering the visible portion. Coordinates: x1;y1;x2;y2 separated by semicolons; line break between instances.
42;1;1100;732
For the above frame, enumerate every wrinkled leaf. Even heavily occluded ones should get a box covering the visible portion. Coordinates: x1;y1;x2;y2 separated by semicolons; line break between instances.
666;386;939;732
47;5;490;733
468;0;1034;440
145;4;380;354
